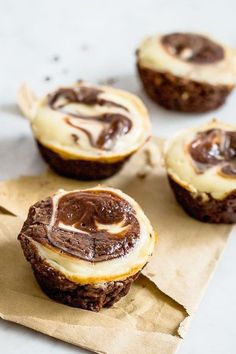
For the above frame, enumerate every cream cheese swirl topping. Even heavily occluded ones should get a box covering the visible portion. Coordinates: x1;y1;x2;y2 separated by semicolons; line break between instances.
138;33;236;85
31;83;150;161
161;33;224;64
189;128;236;177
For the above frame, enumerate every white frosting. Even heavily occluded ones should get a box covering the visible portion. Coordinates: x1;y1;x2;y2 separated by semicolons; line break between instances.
31;83;151;161
138;34;236;85
165;120;236;200
30;187;156;284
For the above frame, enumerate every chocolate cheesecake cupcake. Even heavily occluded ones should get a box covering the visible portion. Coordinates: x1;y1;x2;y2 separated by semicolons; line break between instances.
18;186;156;311
137;32;236;112
165;120;236;223
21;82;150;180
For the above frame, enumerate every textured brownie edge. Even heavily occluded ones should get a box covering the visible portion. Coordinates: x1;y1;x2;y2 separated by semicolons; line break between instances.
137;63;234;113
37;141;130;180
18;233;140;311
168;175;236;223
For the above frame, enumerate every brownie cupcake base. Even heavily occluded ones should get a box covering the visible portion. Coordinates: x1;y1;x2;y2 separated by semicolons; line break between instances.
19;233;140;311
169;175;236;223
137;64;233;113
37;141;129;180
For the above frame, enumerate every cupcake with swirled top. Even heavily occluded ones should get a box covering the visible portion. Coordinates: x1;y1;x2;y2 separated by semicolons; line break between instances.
137;32;236;112
165;119;236;223
18;186;156;311
21;82;151;180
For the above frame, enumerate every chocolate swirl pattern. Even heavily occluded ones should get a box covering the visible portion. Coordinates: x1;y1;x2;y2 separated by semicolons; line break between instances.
48;86;132;151
189;129;236;177
161;33;224;64
48;190;140;262
30;82;150;166
19;187;155;284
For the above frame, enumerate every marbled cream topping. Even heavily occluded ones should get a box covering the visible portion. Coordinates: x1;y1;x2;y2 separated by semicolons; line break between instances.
31;83;151;161
28;187;156;284
165;120;236;200
189;129;236;177
137;33;236;85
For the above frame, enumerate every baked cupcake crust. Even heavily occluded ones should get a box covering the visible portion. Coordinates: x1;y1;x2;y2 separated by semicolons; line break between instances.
137;32;236;112
37;141;129;180
168;175;236;223
137;64;233;113
18;233;140;311
18;187;156;310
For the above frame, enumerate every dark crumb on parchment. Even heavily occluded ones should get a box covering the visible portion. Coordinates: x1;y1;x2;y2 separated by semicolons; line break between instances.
137;172;147;179
144;149;155;168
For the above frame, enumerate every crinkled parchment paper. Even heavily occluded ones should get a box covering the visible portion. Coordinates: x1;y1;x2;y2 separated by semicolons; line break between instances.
0;138;232;354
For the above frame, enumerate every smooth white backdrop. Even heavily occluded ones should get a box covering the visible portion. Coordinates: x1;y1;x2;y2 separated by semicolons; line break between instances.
0;1;236;353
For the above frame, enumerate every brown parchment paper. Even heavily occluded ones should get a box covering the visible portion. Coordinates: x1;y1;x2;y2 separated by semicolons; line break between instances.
0;137;233;354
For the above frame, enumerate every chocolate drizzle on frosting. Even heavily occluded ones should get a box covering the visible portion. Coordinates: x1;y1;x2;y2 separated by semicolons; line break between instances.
32;190;140;262
48;86;132;150
189;129;236;177
162;33;224;64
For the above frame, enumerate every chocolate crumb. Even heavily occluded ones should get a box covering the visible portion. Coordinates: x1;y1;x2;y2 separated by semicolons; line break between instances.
71;133;79;143
105;77;117;85
137;172;147;179
52;55;60;62
144;149;155;168
80;44;89;51
62;68;69;75
98;77;117;86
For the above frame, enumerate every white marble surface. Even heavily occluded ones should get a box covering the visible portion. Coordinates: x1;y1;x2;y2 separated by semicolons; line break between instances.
1;0;236;353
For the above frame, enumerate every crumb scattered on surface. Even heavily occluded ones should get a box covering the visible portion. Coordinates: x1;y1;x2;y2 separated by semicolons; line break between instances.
80;44;89;51
44;76;51;82
137;172;147;179
39;180;51;187
146;272;156;277
62;68;69;75
144;149;155;168
52;55;60;62
98;77;117;86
